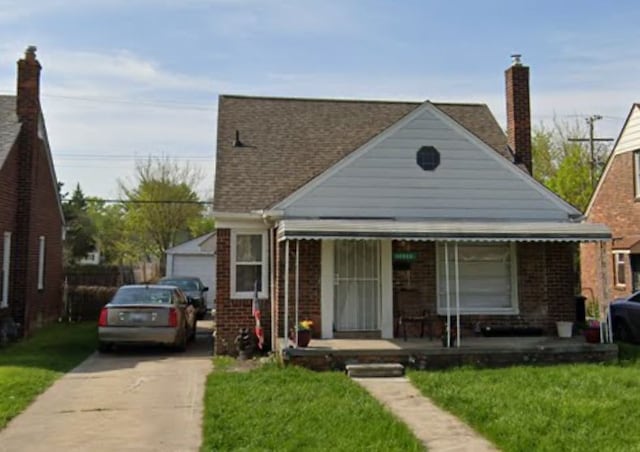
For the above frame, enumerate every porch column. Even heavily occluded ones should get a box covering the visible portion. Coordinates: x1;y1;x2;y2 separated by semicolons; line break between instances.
295;240;300;346
444;242;451;347
454;242;461;348
283;240;289;350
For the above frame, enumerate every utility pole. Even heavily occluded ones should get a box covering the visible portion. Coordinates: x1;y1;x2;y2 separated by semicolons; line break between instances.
568;115;614;189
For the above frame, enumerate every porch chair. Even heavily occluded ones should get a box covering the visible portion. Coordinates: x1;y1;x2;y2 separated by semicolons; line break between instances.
394;290;434;342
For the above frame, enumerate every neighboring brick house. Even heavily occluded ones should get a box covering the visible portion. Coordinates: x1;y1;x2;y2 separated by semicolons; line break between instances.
0;47;64;338
213;57;610;355
581;103;640;308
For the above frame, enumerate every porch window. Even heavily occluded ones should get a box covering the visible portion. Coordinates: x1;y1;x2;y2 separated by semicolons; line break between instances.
614;252;626;287
437;242;518;315
635;151;640;198
1;232;10;308
230;230;268;299
37;236;45;291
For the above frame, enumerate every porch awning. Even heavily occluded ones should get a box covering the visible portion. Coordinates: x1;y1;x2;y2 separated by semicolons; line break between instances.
612;235;640;252
277;219;611;242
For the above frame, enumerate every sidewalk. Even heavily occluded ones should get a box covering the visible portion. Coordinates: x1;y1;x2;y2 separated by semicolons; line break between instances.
354;377;498;452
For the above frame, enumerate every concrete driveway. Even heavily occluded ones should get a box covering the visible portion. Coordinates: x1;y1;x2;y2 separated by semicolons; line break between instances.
0;320;214;452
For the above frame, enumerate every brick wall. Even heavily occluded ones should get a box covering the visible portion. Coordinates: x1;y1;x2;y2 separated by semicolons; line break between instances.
582;151;640;306
505;62;532;174
214;228;273;355
0;141;19;324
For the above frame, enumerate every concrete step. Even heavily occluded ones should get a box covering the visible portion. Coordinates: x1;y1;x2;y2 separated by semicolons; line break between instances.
346;363;405;378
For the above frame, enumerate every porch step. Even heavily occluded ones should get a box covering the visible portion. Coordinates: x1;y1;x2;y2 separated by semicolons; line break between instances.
346;363;405;378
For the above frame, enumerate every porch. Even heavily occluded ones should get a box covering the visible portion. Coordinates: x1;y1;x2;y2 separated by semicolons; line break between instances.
280;336;618;371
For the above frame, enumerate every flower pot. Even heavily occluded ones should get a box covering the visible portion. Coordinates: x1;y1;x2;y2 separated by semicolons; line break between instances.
584;327;600;344
556;321;573;338
297;330;311;347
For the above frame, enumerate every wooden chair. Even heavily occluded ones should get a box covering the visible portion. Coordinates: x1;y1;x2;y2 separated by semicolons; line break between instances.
394;290;434;341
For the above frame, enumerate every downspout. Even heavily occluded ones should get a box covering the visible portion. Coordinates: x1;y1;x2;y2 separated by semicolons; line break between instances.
455;242;460;348
445;242;451;348
284;240;290;350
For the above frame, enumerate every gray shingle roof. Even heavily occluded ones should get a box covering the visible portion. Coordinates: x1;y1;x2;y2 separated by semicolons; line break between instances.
214;95;510;213
0;95;20;171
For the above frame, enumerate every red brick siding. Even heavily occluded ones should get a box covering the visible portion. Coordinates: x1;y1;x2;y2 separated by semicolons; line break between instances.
214;228;273;355
505;64;532;174
0;141;19;323
582;151;640;306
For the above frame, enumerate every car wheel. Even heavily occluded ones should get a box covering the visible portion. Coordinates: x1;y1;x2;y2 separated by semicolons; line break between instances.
188;323;197;342
615;320;633;343
174;331;187;352
98;341;111;353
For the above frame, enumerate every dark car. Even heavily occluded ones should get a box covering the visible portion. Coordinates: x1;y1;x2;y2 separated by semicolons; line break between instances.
610;291;640;343
158;276;209;320
98;284;197;352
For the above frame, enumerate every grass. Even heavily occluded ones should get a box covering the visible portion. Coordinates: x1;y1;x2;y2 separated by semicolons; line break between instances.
408;344;640;452
0;321;97;429
202;360;424;451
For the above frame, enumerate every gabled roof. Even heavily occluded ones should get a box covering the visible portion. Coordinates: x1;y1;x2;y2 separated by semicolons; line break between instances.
585;103;640;217
214;95;511;213
166;232;216;255
0;95;21;170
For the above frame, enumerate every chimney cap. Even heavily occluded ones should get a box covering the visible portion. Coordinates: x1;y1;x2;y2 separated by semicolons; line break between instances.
25;45;37;60
510;54;522;66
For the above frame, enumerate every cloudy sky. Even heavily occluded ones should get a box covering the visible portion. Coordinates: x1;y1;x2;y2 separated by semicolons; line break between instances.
1;0;639;199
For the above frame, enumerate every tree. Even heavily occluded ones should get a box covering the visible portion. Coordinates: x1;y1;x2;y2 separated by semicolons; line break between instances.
118;156;207;272
531;119;610;212
85;199;128;264
61;183;97;264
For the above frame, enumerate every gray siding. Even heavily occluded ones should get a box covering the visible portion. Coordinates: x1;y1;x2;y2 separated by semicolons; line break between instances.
283;105;571;221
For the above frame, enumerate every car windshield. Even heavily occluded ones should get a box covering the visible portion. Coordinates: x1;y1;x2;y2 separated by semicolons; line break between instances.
160;279;199;291
111;287;173;305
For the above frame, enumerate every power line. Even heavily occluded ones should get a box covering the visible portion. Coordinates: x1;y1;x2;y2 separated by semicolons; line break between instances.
568;115;614;189
93;199;213;205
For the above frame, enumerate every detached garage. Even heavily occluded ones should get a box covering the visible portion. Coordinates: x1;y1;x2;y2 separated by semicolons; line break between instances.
165;232;216;310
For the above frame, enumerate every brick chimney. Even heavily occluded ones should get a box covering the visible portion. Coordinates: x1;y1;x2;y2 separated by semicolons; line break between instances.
16;45;41;124
505;54;532;174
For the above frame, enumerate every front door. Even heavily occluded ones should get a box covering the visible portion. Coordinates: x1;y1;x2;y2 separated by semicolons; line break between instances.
334;240;380;331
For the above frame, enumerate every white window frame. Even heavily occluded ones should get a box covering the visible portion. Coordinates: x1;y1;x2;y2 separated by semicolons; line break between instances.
635;151;640;199
230;230;269;299
1;232;11;308
436;242;519;315
614;251;626;287
37;235;45;291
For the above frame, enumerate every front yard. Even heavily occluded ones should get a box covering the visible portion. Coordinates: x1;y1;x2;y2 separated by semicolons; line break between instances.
201;358;424;451
408;344;640;452
0;322;97;429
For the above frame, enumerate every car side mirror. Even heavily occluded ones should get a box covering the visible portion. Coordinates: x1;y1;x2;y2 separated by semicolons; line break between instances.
203;287;209;292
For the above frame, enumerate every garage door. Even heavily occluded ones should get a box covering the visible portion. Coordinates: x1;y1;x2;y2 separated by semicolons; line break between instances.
171;255;216;309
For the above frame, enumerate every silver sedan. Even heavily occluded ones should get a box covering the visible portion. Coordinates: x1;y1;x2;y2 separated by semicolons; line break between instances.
98;284;197;352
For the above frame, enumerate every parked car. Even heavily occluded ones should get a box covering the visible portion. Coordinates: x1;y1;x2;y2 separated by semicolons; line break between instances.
610;291;640;343
98;284;197;352
158;276;209;320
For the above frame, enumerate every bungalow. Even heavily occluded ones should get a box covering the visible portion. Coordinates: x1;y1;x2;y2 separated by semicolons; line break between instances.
213;56;610;356
0;47;64;339
581;103;640;309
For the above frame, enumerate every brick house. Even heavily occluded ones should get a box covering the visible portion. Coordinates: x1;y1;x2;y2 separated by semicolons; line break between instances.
0;47;64;338
213;57;610;355
581;103;640;309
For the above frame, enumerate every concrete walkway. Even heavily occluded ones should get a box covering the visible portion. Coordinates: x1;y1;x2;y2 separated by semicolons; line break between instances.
0;321;214;452
354;377;498;452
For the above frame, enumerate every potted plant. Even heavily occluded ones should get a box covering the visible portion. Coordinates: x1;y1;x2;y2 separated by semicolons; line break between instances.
293;320;313;347
584;319;601;344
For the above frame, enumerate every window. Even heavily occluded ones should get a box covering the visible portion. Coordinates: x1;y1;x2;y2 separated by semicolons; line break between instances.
37;236;45;291
635;151;640;198
416;146;440;171
437;242;518;314
1;232;10;308
231;231;268;299
614;252;626;287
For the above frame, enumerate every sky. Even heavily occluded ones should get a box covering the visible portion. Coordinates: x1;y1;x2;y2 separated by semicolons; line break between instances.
1;0;640;200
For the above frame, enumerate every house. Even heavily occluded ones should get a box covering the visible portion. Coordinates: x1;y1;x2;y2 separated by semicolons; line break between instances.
0;47;64;339
213;56;611;356
581;103;640;309
165;232;216;310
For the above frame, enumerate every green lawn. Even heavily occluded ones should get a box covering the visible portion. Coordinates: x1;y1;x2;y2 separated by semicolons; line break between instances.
408;345;640;452
202;359;424;451
0;322;97;429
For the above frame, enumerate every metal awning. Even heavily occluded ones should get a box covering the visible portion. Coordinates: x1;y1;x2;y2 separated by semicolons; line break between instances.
277;219;611;242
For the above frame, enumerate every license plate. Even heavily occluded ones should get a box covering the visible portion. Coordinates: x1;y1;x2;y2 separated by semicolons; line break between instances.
129;312;148;322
